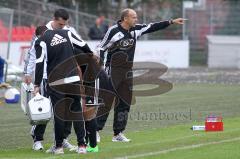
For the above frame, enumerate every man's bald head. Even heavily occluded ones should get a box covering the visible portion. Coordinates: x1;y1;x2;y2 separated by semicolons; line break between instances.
120;8;136;21
120;8;138;28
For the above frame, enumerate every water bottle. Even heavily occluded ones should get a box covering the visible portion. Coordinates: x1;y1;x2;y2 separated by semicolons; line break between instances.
191;125;205;131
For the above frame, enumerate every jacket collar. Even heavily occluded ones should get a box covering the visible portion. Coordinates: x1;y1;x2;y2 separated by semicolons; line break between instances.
117;20;130;33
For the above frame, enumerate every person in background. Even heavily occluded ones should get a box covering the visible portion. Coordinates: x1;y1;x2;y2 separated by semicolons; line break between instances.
88;16;108;40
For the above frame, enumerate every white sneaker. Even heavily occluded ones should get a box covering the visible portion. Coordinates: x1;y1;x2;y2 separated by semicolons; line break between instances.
76;146;87;154
46;145;55;153
96;131;101;143
46;146;64;155
63;139;77;151
32;141;43;151
112;133;131;142
53;147;64;155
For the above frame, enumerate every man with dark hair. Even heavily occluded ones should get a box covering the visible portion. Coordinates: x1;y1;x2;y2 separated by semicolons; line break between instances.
54;8;69;21
35;26;48;38
96;8;186;142
24;8;80;151
33;25;97;154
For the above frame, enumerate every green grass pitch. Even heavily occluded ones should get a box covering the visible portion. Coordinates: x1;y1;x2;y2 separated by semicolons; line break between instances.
0;83;240;159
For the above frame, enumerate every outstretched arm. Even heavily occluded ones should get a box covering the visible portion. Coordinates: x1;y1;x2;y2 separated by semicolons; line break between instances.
172;18;187;25
135;18;187;38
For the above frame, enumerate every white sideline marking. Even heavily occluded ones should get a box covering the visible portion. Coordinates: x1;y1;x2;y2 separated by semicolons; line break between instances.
115;137;240;159
105;127;240;151
33;136;240;159
2;129;240;159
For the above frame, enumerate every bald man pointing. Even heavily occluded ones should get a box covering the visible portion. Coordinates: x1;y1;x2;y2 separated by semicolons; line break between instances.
96;8;186;142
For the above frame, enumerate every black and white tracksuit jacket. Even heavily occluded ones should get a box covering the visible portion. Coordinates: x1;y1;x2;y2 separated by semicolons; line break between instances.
95;20;173;134
97;20;172;68
34;29;92;87
24;21;81;78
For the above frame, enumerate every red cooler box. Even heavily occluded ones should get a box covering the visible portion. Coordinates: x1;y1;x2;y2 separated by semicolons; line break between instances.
205;116;223;131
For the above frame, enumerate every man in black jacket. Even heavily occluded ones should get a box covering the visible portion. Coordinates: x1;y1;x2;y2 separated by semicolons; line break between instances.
96;8;186;142
25;9;80;151
34;26;98;154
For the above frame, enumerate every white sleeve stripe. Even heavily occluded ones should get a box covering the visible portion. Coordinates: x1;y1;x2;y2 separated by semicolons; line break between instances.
36;41;46;63
99;25;117;48
64;26;82;39
24;36;37;74
103;32;122;50
25;40;35;69
68;31;74;48
96;31;122;55
135;23;152;38
98;30;111;48
68;31;86;47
